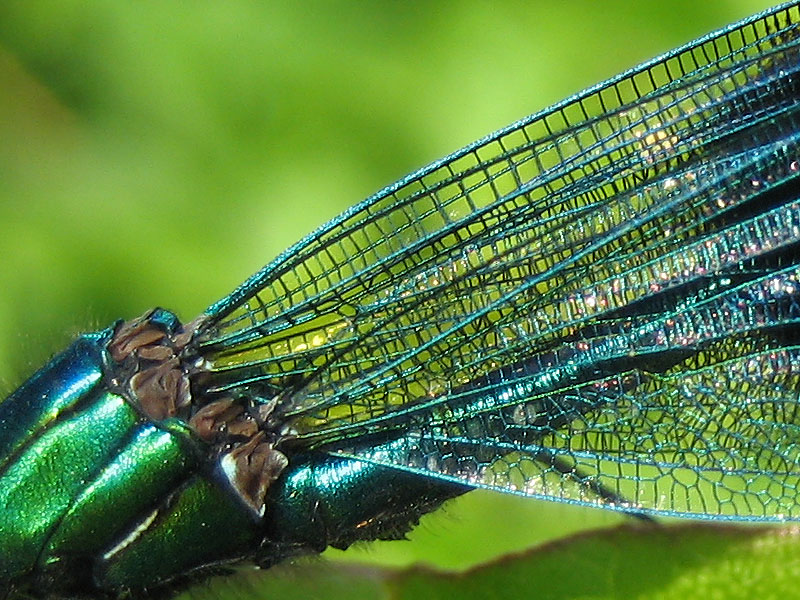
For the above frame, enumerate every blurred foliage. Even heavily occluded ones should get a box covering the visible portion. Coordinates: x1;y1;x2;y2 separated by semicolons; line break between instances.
182;525;800;600
0;1;786;598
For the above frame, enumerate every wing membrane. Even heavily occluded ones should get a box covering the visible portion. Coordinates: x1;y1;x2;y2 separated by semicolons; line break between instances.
338;346;800;519
195;4;800;519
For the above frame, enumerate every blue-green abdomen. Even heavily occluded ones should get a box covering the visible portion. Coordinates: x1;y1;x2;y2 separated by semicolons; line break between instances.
262;453;467;564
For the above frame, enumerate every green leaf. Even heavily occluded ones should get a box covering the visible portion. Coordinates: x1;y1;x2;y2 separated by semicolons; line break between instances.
181;524;800;600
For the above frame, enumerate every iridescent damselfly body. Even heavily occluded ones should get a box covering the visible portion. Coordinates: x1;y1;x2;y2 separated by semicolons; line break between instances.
1;3;800;598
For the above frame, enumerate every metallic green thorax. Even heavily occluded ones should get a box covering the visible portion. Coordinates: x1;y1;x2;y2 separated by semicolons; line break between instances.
0;316;263;593
0;312;463;597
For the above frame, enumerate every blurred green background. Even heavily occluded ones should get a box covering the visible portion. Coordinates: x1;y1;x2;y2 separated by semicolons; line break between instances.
0;0;784;594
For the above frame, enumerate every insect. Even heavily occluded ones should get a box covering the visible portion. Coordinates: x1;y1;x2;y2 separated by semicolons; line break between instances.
2;2;800;598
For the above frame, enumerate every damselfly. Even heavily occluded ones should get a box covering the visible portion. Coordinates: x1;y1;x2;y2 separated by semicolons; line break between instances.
1;2;799;598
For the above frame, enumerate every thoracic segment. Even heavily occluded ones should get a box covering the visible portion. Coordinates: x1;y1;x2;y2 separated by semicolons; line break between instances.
107;309;289;517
